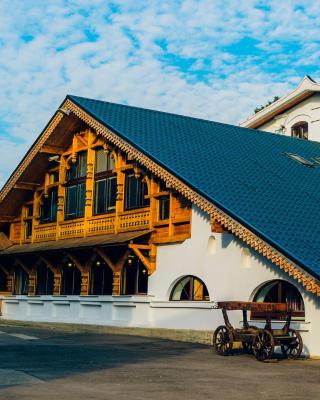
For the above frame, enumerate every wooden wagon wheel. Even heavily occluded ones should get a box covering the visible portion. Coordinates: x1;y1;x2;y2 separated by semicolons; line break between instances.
281;329;303;359
213;325;233;356
252;330;274;361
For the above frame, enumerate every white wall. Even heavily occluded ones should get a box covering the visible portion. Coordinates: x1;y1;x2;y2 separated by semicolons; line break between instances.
258;93;320;142
1;205;319;356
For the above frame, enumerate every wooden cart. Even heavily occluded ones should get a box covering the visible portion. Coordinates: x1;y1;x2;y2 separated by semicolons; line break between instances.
213;301;303;361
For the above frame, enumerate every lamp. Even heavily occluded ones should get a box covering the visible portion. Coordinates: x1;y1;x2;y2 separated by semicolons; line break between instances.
67;262;73;268
96;261;101;267
127;254;135;266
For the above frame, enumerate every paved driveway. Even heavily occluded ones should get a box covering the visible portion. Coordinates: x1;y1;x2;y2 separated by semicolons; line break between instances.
0;324;319;400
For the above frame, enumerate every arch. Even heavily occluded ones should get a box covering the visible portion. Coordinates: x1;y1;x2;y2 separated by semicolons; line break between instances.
170;275;210;301
291;121;308;140
207;235;217;255
241;248;251;269
36;262;54;295
251;279;305;320
121;254;148;295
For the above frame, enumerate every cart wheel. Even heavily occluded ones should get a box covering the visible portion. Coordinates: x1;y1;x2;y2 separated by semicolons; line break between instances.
252;330;274;361
281;329;303;359
213;325;233;356
242;342;253;354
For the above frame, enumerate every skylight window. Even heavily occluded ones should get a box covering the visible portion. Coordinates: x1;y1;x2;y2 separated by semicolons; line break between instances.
285;153;315;167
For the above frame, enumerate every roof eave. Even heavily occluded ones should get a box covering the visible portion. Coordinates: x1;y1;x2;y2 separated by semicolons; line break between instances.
240;76;320;129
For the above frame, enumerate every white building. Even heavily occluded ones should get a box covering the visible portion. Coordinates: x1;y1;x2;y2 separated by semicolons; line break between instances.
0;94;319;357
241;75;320;141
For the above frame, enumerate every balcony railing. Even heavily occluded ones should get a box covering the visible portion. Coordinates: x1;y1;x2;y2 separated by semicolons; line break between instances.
32;209;150;243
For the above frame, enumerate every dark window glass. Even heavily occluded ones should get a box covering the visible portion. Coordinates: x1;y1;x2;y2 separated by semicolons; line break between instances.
40;188;58;224
90;262;113;295
26;205;33;217
61;265;81;295
125;174;150;210
14;267;29;295
291;122;308;140
93;148;117;215
64;152;87;220
93;176;117;215
170;276;210;301
36;264;54;295
25;220;33;239
121;258;148;295
252;280;305;320
159;195;170;220
0;268;7;291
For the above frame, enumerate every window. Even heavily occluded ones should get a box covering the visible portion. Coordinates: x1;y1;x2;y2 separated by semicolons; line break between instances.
0;268;7;291
40;188;58;224
13;266;29;295
170;276;210;301
158;195;170;220
25;205;33;239
93;148;117;215
252;280;305;320
65;152;87;220
291;122;308;140
121;257;148;295
90;259;113;295
125;174;149;210
36;263;54;295
61;264;81;295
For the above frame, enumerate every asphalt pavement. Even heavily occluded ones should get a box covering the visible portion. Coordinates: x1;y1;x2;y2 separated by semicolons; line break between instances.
0;323;319;400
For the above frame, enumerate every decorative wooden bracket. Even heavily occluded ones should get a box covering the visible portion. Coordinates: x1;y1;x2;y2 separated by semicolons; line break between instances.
14;182;40;191
128;243;157;274
40;145;64;155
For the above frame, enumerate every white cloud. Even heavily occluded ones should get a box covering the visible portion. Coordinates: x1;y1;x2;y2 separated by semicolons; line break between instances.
0;0;319;186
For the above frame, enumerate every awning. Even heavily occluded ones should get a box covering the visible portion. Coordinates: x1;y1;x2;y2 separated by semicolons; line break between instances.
0;230;152;256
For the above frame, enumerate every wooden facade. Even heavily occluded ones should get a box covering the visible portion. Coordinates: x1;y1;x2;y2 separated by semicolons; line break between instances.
0;129;191;297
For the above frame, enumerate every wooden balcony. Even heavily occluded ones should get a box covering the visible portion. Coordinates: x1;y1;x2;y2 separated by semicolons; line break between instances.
32;208;150;243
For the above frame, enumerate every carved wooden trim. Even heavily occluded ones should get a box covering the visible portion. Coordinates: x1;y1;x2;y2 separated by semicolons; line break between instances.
64;99;320;297
0;111;64;202
1;98;319;296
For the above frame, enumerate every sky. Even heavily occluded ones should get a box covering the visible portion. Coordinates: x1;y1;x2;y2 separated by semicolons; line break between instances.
0;0;320;187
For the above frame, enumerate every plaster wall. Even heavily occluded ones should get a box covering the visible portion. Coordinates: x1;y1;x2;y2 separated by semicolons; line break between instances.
1;206;319;356
257;93;320;142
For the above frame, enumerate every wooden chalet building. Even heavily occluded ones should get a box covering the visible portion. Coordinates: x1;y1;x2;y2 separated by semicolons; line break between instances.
0;95;320;356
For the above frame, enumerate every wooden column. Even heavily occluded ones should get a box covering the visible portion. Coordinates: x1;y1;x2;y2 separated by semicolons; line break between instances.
6;273;13;294
84;130;95;223
112;271;121;295
32;191;40;243
80;270;90;295
28;269;36;296
56;157;67;238
53;271;62;295
115;151;125;233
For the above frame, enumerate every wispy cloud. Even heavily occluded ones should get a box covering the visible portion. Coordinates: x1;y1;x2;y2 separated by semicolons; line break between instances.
0;0;319;185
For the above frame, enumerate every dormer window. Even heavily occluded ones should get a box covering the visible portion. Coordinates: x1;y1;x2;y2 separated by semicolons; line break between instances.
291;121;308;140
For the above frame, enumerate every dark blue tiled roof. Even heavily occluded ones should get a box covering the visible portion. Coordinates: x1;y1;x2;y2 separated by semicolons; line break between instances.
68;95;320;280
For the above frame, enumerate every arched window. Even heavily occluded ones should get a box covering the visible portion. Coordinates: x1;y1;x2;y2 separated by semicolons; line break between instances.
252;280;305;320
291;122;308;140
170;276;210;301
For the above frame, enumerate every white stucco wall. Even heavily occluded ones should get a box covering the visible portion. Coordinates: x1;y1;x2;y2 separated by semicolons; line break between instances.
258;93;320;142
1;205;319;356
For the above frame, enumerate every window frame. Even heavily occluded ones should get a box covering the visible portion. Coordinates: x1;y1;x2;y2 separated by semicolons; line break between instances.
93;148;117;216
291;121;308;140
64;152;87;220
124;173;150;211
170;275;210;301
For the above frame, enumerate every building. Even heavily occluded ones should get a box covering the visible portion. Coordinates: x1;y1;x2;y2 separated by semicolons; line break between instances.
0;95;319;356
240;75;320;141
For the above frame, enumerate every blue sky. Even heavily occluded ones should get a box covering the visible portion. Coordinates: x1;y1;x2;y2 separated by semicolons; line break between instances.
1;0;320;186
